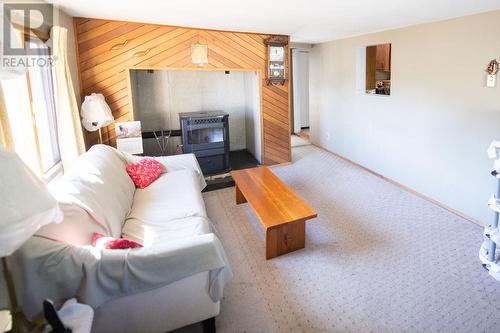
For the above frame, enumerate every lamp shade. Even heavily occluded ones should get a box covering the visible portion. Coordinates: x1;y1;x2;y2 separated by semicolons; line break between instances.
80;93;114;132
0;148;62;256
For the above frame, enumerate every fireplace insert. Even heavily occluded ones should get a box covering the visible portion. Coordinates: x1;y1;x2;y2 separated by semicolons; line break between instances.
179;111;230;175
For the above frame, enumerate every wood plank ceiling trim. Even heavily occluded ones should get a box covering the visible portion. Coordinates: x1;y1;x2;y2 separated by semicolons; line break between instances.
74;17;291;164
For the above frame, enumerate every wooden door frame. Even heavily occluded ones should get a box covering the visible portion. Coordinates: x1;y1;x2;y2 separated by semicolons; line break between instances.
289;48;295;135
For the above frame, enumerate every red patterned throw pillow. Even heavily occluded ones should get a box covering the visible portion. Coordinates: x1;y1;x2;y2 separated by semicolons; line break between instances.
92;233;142;250
126;158;163;189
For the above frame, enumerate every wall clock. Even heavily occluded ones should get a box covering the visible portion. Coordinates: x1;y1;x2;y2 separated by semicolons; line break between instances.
265;36;288;85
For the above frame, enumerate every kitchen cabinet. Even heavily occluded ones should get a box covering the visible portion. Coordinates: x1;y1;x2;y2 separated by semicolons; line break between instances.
376;44;391;71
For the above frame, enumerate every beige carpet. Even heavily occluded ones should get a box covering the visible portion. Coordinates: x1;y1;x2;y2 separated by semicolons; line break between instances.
202;144;500;333
291;134;310;148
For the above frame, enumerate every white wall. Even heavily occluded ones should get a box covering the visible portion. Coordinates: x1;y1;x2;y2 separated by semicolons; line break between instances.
292;49;310;132
309;10;500;224
244;71;262;162
131;69;260;156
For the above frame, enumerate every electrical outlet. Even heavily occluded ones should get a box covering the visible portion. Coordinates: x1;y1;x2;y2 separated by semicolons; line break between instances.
487;75;497;88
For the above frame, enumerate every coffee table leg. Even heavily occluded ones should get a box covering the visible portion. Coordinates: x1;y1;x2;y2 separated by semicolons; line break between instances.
235;185;247;205
265;219;306;259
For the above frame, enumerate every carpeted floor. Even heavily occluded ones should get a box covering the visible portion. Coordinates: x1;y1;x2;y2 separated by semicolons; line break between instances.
291;134;310;148
202;144;500;333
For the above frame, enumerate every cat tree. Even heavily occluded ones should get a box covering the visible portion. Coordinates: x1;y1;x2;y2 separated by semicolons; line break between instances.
479;141;500;280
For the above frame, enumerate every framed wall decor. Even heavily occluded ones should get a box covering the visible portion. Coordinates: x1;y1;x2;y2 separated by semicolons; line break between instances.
115;121;144;154
265;36;288;85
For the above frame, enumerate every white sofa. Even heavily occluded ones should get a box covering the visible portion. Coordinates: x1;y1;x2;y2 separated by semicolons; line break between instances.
13;145;231;333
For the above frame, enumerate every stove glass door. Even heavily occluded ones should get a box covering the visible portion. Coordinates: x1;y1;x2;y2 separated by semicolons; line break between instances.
188;127;224;144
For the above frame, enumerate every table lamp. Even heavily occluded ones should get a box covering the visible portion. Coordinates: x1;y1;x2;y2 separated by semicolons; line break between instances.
80;93;114;144
0;147;62;332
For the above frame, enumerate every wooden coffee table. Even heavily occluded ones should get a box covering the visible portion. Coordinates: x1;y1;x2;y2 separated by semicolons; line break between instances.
230;166;317;259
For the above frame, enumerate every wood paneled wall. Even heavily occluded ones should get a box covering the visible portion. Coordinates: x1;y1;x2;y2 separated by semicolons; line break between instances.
73;18;291;164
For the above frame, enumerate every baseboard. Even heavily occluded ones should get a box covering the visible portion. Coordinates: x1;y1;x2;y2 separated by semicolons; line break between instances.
311;143;483;227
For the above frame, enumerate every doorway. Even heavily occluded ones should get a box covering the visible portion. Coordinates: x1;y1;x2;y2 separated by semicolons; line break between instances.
291;47;311;147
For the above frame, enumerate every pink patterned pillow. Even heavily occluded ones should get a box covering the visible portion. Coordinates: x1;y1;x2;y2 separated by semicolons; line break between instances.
92;233;143;250
126;158;163;189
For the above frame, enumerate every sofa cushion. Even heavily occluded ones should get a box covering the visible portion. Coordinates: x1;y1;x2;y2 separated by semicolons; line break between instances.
122;169;209;245
49;144;135;239
122;216;211;246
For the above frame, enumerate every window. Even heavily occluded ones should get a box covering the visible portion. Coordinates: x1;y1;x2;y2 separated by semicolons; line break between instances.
365;43;391;95
27;38;60;173
1;36;61;179
356;43;392;96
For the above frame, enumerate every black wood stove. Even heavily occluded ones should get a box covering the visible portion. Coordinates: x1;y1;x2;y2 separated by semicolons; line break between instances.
179;111;230;175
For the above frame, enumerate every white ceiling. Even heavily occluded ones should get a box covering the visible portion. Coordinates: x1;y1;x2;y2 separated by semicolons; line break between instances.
52;0;500;43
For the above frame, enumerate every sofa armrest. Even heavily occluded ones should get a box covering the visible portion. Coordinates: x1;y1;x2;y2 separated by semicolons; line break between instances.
12;233;232;319
120;152;206;190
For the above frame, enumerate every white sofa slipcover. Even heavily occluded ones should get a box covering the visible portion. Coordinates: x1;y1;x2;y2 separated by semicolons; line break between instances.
11;145;231;333
123;169;211;245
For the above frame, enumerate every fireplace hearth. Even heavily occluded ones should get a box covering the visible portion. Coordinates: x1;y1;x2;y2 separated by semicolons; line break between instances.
179;111;230;175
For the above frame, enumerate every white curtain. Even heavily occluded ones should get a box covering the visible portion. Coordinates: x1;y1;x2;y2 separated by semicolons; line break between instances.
0;86;14;150
1;77;41;174
51;26;85;171
0;27;40;172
